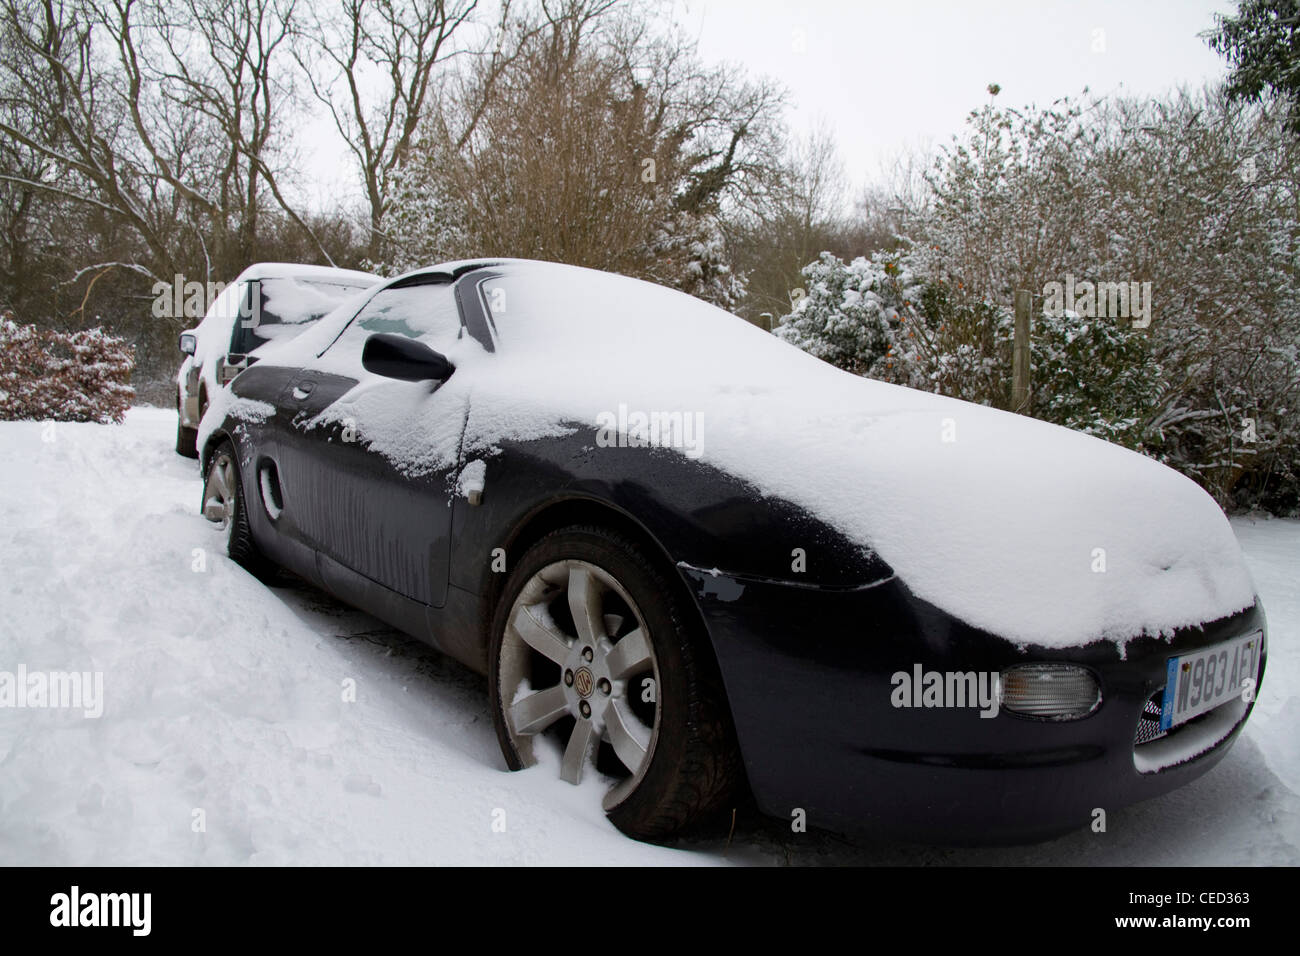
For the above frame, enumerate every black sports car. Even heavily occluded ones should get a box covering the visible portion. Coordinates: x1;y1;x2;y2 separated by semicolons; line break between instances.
195;258;1266;843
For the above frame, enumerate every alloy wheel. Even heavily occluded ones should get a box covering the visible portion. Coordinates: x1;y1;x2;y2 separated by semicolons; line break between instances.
202;452;237;529
499;559;661;810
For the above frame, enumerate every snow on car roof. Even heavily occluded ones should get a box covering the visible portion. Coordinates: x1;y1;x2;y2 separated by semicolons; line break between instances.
233;262;380;285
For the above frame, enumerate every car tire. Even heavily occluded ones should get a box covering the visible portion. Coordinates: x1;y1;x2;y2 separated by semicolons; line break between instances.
489;525;742;842
176;417;198;459
202;440;274;580
176;390;199;458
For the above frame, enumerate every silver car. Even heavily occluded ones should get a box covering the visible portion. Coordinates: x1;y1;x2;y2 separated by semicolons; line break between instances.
175;262;378;457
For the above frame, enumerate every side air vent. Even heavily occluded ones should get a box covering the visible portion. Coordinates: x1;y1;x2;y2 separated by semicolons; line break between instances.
258;460;284;521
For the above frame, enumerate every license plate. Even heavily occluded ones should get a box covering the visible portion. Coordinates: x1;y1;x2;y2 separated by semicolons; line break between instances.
1160;631;1262;732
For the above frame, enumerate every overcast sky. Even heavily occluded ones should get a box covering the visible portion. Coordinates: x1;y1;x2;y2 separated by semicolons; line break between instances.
684;0;1237;187
292;0;1239;210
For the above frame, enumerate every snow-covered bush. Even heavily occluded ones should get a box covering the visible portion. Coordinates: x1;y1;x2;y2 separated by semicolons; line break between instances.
774;252;923;381
643;209;747;311
777;88;1300;513
0;321;134;423
775;252;1008;405
1030;309;1162;446
369;146;469;276
935;90;1300;511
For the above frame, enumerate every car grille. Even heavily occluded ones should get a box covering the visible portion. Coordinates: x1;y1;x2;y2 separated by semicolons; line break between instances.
1134;687;1228;751
1134;690;1169;746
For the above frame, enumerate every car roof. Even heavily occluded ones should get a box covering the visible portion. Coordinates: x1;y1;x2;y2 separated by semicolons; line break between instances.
389;258;546;283
232;262;380;285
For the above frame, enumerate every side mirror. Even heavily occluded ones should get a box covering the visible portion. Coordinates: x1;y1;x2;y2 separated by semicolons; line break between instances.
362;333;454;383
179;332;197;356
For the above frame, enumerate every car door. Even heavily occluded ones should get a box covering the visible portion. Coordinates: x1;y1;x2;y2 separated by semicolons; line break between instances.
220;358;323;585
274;275;468;608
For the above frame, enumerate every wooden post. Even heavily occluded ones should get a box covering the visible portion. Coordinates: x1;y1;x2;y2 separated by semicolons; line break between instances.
1012;289;1031;413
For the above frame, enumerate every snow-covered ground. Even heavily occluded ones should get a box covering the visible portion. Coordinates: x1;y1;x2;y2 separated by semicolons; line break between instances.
0;408;1295;865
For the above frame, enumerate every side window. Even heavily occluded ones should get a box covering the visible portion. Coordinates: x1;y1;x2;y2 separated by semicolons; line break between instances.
328;281;462;357
227;281;260;355
230;278;370;355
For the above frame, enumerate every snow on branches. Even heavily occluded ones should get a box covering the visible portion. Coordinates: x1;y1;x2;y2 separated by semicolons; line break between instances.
776;88;1300;514
0;321;135;424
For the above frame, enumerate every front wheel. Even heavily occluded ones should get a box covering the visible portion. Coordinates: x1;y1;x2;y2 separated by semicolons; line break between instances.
176;418;198;459
176;392;198;458
489;525;741;842
202;440;273;580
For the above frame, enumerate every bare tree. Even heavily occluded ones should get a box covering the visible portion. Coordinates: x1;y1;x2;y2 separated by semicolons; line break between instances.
0;0;181;277
728;125;855;324
382;0;785;307
103;0;334;269
295;0;480;262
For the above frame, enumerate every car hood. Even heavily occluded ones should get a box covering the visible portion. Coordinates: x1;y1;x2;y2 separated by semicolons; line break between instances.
738;377;1255;650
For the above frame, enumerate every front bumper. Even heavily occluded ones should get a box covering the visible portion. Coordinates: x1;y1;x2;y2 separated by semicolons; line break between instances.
680;566;1267;844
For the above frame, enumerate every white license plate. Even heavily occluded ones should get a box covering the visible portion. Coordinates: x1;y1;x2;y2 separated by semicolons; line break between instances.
1160;631;1262;732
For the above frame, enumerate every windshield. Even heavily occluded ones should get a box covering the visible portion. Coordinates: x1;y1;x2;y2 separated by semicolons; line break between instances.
468;261;738;352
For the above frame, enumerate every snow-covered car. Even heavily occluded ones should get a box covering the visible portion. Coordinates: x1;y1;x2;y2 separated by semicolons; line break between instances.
175;262;378;457
195;259;1267;844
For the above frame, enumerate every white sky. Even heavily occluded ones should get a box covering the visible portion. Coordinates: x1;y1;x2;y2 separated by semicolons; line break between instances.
683;0;1237;187
291;0;1239;210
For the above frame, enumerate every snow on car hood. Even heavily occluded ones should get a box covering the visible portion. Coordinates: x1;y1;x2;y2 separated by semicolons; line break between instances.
300;261;1257;649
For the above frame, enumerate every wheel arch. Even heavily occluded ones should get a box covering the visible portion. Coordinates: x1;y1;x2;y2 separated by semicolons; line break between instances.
199;426;235;477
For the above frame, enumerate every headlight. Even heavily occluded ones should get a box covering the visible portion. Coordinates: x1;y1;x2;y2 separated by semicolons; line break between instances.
1000;663;1101;720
